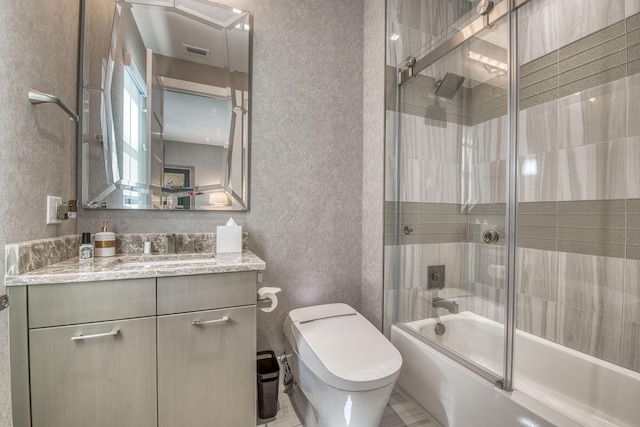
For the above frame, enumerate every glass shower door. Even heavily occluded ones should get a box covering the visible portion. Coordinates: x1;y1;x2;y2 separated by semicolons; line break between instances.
386;2;515;386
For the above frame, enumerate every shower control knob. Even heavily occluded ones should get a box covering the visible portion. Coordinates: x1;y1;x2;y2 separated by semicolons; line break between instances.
403;226;413;235
482;230;500;244
477;0;494;15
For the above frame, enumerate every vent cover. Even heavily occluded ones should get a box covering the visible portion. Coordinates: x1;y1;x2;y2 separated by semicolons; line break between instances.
183;44;210;57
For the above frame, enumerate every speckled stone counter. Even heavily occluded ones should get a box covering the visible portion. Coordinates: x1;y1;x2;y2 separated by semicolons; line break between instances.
5;233;264;286
6;251;266;286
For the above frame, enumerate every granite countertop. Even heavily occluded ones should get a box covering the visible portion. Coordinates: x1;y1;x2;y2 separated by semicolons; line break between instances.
5;251;266;286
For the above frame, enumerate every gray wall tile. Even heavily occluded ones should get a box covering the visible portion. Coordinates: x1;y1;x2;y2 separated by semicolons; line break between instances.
557;140;627;201
557;0;624;48
517;247;558;301
555;304;623;365
518;0;558;65
621;321;640;370
624;259;640;322
557;252;624;314
558;79;627;149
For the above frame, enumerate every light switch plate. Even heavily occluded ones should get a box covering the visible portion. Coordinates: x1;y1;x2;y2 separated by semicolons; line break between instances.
427;265;445;289
46;196;62;224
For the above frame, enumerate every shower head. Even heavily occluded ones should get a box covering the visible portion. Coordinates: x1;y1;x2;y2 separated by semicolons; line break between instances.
434;72;465;99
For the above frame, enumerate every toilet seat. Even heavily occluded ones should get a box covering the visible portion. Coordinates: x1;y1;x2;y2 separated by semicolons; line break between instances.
284;303;402;392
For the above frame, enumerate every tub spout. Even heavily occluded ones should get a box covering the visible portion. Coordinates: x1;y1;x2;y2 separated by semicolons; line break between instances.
432;297;459;314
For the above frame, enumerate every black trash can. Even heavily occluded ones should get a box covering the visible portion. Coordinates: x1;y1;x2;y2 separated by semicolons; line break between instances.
257;351;280;419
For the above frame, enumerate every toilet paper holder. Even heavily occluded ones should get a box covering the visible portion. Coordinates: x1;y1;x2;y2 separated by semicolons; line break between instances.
256;297;273;309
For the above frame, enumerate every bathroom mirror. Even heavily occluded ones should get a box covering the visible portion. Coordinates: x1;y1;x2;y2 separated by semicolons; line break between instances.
80;0;250;210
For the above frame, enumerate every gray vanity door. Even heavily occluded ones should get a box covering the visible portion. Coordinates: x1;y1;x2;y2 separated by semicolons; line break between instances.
158;305;256;427
29;317;157;427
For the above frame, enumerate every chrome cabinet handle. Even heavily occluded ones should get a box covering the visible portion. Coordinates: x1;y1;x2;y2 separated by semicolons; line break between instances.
192;316;229;326
71;329;120;341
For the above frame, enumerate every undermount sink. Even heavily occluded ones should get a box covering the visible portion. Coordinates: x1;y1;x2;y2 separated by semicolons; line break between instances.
118;257;217;268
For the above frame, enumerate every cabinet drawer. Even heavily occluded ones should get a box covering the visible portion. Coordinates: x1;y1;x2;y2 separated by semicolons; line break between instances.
157;271;256;314
28;279;156;328
157;306;256;426
30;317;157;427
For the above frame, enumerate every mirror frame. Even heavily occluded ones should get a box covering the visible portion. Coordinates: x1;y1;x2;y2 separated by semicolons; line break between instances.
77;0;251;211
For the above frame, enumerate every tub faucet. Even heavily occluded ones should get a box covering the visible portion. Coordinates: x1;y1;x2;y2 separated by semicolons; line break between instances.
165;234;176;254
432;297;459;314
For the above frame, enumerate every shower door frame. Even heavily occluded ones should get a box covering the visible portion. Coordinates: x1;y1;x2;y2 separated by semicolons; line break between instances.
393;0;532;391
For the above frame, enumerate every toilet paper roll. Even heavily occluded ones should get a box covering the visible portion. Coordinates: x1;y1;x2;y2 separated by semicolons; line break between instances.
257;287;281;313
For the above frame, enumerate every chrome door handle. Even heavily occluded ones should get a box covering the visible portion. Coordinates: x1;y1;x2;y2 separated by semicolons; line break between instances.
192;316;229;326
71;329;120;341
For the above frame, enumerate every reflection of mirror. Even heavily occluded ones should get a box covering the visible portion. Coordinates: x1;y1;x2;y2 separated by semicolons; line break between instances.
81;0;250;210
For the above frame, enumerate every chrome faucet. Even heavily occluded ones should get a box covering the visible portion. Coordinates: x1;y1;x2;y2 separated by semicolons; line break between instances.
432;297;459;314
165;234;176;254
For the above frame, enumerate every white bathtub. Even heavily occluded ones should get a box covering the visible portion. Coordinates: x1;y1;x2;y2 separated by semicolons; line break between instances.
391;312;640;427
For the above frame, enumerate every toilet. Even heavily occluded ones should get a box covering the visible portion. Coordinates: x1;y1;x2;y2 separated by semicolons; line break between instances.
283;303;402;427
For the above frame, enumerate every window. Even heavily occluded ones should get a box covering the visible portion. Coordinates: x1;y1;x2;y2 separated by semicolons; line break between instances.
122;63;147;208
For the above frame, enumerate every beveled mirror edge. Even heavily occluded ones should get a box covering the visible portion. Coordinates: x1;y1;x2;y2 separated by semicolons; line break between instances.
77;0;252;212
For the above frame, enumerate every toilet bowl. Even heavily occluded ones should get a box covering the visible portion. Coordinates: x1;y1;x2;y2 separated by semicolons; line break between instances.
283;303;402;427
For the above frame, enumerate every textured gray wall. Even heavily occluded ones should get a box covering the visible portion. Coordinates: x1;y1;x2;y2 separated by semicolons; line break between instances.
0;1;367;425
79;0;365;355
361;0;386;329
0;1;80;425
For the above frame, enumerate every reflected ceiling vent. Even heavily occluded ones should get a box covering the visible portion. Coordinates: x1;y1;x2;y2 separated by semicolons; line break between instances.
183;44;210;57
434;72;465;99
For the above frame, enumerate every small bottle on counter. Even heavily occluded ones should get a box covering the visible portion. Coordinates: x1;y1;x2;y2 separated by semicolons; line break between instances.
79;233;94;261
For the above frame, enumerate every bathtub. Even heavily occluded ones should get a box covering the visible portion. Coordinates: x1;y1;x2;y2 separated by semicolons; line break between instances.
391;312;640;427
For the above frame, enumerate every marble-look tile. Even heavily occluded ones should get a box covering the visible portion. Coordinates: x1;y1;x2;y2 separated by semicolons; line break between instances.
627;137;640;198
395;242;468;290
466;160;506;204
517;247;558;301
557;139;627;201
555;304;623;365
627;0;640;17
628;74;640;138
393;157;462;204
556;252;624;315
558;78;627;149
467;115;508;164
621;321;640;371
517;294;557;341
518;0;558;65
518;151;558;202
468;243;506;290
518;100;559;156
399;113;464;164
624;259;640;323
557;0;625;48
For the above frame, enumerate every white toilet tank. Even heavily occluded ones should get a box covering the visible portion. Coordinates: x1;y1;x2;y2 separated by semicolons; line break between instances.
284;303;402;427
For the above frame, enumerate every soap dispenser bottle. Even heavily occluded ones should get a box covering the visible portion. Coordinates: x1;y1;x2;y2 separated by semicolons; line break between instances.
95;220;116;257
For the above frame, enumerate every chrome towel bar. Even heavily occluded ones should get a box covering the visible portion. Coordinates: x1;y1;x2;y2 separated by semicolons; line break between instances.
28;89;79;122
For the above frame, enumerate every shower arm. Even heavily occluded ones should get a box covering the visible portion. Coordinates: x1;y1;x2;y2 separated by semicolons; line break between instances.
28;89;79;122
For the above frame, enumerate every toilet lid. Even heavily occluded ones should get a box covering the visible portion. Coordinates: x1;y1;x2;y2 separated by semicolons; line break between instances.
284;303;402;392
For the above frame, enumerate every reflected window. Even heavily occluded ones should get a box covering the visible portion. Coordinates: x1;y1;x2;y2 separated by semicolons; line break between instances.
122;64;147;208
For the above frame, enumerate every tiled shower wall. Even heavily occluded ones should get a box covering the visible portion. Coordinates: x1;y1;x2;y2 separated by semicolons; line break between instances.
386;0;640;372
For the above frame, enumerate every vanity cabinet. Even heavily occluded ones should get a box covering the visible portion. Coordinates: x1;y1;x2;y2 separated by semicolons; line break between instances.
10;272;258;427
29;317;157;427
157;272;256;427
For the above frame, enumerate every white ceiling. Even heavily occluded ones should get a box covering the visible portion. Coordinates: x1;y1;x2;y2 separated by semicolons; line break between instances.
129;3;249;72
